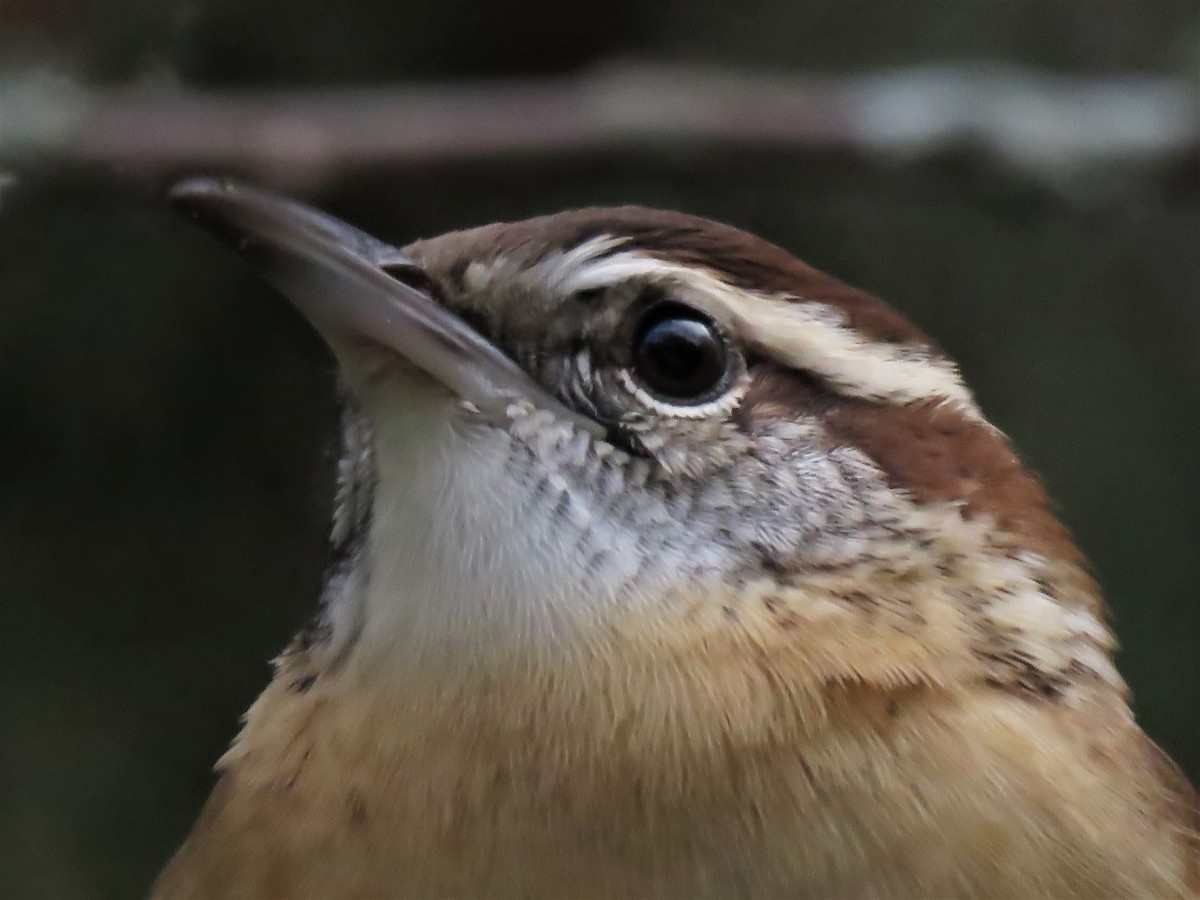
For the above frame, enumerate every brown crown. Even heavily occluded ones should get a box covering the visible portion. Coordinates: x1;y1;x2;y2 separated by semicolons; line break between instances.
415;206;938;350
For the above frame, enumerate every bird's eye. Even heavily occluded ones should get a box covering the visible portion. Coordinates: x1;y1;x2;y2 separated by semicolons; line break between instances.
631;302;729;402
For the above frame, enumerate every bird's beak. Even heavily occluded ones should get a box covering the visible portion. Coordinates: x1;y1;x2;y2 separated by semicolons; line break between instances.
169;177;602;437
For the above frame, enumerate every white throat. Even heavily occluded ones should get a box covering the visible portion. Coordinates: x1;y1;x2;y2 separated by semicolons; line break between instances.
328;370;656;676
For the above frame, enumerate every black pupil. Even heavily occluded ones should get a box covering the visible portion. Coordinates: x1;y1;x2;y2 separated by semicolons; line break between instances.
632;305;726;401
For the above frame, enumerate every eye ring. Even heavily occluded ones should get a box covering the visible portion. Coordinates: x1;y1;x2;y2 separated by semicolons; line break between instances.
630;301;731;403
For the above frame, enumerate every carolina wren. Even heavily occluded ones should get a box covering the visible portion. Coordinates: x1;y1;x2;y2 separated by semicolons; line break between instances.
156;179;1197;898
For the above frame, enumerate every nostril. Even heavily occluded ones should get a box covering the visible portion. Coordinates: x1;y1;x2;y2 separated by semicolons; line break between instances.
372;246;428;285
380;261;442;300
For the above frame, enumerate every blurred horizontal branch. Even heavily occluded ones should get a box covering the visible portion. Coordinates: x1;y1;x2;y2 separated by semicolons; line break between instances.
1;63;1197;184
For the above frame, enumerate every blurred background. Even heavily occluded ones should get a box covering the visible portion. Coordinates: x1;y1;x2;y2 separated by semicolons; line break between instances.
0;1;1197;896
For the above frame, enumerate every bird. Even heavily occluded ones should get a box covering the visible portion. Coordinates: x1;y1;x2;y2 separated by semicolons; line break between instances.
155;177;1197;899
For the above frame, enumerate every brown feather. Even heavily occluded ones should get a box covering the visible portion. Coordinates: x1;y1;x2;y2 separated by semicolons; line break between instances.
414;206;938;349
157;204;1196;899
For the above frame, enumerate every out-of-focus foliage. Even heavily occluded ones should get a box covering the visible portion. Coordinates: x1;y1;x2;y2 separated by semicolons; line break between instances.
0;2;1197;898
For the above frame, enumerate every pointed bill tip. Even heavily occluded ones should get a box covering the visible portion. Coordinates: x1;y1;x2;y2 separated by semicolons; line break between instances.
166;177;604;439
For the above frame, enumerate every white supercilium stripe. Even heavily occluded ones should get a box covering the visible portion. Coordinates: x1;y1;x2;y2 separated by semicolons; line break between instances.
552;248;983;418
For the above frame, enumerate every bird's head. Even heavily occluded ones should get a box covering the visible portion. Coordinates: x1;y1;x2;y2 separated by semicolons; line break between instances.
171;179;1121;721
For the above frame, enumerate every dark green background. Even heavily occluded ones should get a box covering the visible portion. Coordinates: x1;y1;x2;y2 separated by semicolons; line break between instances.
1;1;1197;897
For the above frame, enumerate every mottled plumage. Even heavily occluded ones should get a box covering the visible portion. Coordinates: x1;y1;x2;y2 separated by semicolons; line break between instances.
156;196;1197;898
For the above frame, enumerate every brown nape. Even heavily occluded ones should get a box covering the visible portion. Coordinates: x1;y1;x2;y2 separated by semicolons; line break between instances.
415;206;937;349
743;365;1096;598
